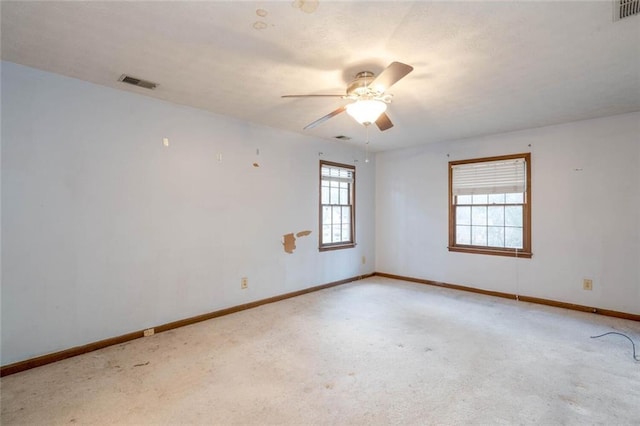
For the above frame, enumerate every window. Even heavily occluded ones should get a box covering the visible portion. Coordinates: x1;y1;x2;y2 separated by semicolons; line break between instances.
448;153;532;258
319;161;355;251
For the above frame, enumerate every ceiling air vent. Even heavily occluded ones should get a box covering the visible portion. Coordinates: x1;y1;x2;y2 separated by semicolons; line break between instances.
614;0;639;20
118;74;157;90
334;135;352;140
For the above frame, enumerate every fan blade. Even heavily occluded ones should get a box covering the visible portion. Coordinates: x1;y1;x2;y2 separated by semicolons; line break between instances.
282;94;344;98
371;62;414;92
303;106;346;130
375;112;394;131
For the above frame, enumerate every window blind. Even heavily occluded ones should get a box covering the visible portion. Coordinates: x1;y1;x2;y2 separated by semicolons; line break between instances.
321;165;354;183
452;158;526;195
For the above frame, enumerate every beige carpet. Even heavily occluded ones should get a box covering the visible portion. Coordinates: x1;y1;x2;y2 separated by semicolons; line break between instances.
2;277;639;425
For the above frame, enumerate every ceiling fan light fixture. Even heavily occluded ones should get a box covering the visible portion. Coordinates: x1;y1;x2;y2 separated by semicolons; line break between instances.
346;99;387;125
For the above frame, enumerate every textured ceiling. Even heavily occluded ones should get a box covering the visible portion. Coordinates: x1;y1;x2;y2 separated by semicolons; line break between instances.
2;1;639;151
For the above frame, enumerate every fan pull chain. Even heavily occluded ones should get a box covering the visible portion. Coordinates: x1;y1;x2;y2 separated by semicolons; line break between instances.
365;124;370;163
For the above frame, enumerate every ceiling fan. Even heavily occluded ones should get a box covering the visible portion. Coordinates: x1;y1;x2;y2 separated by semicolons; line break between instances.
282;61;414;131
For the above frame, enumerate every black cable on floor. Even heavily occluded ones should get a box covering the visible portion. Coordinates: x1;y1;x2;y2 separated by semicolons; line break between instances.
591;332;640;361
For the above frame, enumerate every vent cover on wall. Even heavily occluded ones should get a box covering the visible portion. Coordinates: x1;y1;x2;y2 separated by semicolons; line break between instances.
118;74;158;90
614;0;639;20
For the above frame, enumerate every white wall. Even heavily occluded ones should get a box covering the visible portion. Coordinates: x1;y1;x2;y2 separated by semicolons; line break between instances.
1;62;375;365
3;61;638;367
376;112;640;315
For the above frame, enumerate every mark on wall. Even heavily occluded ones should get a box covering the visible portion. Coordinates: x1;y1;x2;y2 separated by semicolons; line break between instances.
292;0;319;13
283;230;312;253
283;233;296;254
253;21;268;30
256;9;268;17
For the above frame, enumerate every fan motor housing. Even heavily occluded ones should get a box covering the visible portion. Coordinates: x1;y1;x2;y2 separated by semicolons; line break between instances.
347;71;378;96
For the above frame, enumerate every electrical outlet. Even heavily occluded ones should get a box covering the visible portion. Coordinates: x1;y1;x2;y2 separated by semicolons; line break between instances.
241;277;248;289
583;279;593;291
143;328;154;337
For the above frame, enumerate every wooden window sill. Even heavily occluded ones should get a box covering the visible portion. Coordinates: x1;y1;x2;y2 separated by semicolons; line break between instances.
448;246;532;258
